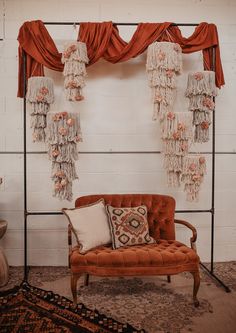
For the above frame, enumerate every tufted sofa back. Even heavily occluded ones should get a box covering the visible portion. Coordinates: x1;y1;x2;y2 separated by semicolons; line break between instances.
75;194;176;241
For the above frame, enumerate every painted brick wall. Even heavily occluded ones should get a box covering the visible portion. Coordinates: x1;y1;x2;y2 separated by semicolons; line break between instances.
0;0;236;265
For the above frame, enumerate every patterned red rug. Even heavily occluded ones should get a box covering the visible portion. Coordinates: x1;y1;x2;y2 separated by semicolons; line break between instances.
0;282;144;333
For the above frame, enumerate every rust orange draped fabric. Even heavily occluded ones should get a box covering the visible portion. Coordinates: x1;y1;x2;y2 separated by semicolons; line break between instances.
17;20;63;97
79;21;172;64
17;20;224;97
160;23;225;88
79;21;224;88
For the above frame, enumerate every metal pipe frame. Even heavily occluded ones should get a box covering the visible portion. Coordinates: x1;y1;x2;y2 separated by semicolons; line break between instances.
1;151;236;155
20;21;230;292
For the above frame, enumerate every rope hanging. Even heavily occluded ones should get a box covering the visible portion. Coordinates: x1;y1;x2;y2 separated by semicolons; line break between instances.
186;71;217;143
161;111;193;187
146;42;182;120
46;111;82;201
26;77;54;142
181;154;207;202
62;42;89;102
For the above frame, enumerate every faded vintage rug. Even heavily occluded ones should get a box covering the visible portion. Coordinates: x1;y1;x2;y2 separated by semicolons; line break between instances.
1;263;236;333
0;282;143;333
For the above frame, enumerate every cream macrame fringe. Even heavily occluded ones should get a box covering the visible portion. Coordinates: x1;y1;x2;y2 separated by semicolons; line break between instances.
47;111;82;201
152;86;177;121
186;71;216;143
62;42;89;102
161;112;193;187
46;111;82;145
181;154;206;202
146;42;182;73
51;161;78;183
161;111;193;140
164;155;183;172
48;143;79;163
188;94;215;112
146;42;182;121
185;71;217;97
26;77;54;142
167;171;181;188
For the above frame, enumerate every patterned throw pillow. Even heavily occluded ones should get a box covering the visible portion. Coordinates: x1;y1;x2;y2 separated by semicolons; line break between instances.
106;205;156;249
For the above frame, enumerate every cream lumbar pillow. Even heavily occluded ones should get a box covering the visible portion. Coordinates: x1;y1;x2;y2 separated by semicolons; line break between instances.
62;199;111;254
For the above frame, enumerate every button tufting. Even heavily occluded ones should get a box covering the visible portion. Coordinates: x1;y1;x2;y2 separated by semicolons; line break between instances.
71;239;199;269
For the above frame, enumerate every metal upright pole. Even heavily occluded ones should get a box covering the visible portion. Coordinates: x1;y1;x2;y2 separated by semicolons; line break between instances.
200;47;231;292
23;50;28;281
211;47;216;274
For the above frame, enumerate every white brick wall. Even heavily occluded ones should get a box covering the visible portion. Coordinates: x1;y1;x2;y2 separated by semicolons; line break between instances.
0;0;236;265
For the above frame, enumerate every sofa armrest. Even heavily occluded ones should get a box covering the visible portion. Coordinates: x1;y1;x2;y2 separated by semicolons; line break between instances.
174;219;197;252
68;224;72;268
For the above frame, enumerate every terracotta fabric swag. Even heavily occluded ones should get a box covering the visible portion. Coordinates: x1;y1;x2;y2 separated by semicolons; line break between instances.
17;20;224;97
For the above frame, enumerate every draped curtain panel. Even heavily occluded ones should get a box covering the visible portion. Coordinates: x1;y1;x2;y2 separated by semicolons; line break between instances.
17;20;225;97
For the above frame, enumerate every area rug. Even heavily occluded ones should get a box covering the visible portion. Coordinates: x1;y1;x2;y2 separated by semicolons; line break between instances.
0;282;144;333
1;263;236;333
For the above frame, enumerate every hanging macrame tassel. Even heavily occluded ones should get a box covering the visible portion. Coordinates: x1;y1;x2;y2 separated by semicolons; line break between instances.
161;111;193;187
146;42;182;121
47;111;82;201
186;71;217;143
26;77;54;142
167;170;182;187
62;42;89;102
52;161;77;201
181;155;206;202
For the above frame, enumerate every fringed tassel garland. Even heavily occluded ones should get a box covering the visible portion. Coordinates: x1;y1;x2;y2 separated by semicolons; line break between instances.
146;42;182;120
161;111;193;187
47;111;82;201
62;42;89;102
186;71;217;143
181;155;206;202
26;77;54;142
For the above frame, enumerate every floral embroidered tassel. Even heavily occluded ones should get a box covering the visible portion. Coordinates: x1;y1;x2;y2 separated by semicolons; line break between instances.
161;111;193;187
26;77;54;142
146;42;182;120
186;71;217;143
181;155;206;202
47;111;82;201
62;42;89;102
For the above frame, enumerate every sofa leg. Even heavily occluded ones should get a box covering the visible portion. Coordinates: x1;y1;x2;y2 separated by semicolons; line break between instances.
84;273;89;286
167;275;171;283
71;273;80;305
191;270;200;307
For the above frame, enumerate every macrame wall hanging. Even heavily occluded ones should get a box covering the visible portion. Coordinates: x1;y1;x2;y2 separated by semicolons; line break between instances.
181;155;206;202
161;111;193;187
146;42;214;201
46;111;82;201
62;42;89;102
186;71;217;143
26;77;54;142
146;41;182;121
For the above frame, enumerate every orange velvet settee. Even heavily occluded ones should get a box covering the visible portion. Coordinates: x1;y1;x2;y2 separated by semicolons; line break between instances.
68;194;200;306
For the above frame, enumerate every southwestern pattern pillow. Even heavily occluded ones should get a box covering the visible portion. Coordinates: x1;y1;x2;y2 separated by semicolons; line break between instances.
106;205;156;249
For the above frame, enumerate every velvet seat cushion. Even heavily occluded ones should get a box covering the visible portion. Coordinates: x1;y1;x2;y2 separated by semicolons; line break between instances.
70;240;199;275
